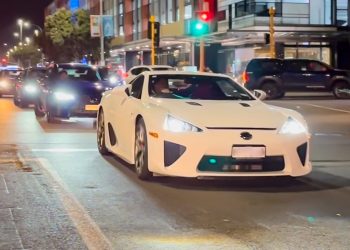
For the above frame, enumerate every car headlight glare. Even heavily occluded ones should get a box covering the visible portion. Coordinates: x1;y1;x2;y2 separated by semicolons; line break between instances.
54;91;75;101
279;117;307;134
0;81;8;88
24;85;37;93
164;115;202;132
109;76;118;85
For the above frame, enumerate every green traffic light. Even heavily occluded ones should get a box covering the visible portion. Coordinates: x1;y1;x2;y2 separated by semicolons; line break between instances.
189;20;210;36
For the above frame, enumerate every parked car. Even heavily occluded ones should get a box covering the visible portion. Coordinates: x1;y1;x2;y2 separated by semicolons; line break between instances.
97;71;311;180
0;68;23;97
14;67;48;108
243;58;350;99
34;63;108;123
125;65;175;84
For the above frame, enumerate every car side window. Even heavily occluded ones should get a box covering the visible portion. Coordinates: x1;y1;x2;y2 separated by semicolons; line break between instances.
131;68;141;75
285;61;308;72
130;76;144;99
307;61;328;72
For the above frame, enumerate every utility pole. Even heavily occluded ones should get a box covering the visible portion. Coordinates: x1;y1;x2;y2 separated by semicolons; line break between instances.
269;7;276;58
100;0;105;66
150;15;156;65
199;39;205;72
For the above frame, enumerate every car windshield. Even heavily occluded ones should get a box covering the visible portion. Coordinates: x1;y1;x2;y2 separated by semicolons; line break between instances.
152;67;174;71
149;75;254;101
58;66;101;81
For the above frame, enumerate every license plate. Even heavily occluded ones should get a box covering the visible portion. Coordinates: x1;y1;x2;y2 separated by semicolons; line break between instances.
85;105;99;111
232;146;266;159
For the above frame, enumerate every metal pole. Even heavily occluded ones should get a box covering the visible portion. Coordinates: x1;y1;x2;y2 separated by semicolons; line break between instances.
269;7;276;58
150;15;156;65
20;23;23;44
100;0;105;66
199;38;205;72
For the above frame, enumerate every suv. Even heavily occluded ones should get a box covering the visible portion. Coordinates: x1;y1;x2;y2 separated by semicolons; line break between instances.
243;58;350;99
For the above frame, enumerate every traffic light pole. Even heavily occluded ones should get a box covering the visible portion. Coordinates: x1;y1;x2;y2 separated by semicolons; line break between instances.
150;16;156;65
199;38;205;72
269;7;276;58
100;0;105;66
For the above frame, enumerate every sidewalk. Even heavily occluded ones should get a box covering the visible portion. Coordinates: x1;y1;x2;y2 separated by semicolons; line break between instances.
0;144;86;250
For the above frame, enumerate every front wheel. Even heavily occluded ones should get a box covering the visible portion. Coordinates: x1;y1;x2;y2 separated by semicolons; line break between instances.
97;110;109;155
261;82;281;100
34;100;45;117
333;81;350;99
134;118;152;180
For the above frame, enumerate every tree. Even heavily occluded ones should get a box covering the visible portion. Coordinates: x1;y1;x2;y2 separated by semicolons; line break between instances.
43;8;109;63
10;45;42;68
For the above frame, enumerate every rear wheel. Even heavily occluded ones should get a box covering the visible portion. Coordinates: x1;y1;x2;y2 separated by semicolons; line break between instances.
261;82;282;100
333;81;350;99
97;110;109;155
134;118;152;180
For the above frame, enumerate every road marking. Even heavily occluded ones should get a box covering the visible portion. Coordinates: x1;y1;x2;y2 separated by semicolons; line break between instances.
314;133;344;137
1;174;9;194
31;148;98;152
33;157;112;250
9;208;25;250
302;103;350;114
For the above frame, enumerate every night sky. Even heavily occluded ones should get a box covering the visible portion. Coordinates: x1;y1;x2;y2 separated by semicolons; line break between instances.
0;0;52;57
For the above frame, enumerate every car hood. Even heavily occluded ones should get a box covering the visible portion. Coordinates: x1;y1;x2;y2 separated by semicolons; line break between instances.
149;98;288;129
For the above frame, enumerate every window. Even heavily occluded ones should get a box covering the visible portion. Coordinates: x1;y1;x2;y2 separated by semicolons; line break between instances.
148;75;254;100
131;75;144;99
307;61;328;72
285;60;309;72
131;67;150;75
118;0;124;36
184;0;192;19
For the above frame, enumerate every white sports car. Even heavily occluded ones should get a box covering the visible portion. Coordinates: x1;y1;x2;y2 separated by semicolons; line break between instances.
97;71;312;180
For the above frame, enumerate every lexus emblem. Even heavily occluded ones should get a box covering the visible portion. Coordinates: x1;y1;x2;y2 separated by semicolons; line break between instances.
240;132;252;140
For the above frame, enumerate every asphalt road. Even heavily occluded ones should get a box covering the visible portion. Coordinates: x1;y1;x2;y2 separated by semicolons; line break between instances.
0;95;349;250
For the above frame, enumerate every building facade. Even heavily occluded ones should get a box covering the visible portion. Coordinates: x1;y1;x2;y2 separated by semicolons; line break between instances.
45;0;90;16
214;0;350;77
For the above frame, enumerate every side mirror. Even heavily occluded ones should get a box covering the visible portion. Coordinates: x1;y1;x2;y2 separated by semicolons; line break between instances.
253;89;267;101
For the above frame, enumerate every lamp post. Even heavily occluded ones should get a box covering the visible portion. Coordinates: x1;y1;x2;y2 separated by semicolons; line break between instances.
17;19;29;44
100;0;105;66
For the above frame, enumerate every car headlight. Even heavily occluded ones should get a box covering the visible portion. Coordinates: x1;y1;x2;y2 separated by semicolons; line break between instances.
164;115;202;132
24;85;37;93
279;117;307;134
53;91;75;101
109;76;118;85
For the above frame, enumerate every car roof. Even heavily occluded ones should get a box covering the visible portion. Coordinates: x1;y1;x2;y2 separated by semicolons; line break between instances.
130;65;174;70
57;63;93;68
141;70;230;78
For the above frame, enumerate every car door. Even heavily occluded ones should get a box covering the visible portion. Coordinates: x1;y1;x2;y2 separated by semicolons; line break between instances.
304;60;331;90
282;60;310;90
111;75;145;161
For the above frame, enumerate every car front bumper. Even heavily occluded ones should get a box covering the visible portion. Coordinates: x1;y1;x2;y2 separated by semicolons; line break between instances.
49;96;100;118
147;129;311;178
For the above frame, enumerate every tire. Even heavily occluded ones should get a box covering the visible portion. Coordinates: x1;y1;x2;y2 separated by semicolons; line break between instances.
46;107;55;123
97;110;109;155
261;82;281;100
332;81;350;99
14;96;20;107
134;118;152;180
34;100;45;117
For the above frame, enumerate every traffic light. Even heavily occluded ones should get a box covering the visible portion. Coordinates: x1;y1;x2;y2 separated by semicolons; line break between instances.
264;33;270;45
147;20;160;47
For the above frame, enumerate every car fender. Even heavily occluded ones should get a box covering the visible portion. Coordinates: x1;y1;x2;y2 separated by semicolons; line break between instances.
257;76;283;89
330;76;350;89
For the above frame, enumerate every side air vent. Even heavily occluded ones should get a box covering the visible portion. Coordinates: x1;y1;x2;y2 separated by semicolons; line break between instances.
108;123;117;146
186;102;202;106
240;103;251;107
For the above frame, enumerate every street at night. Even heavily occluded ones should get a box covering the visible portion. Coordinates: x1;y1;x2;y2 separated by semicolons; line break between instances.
0;95;349;249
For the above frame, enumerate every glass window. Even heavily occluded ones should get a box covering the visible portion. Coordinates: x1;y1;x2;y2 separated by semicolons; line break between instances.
307;61;329;72
148;75;254;100
285;60;309;72
57;66;100;81
131;75;144;99
160;1;166;24
184;0;192;19
167;0;173;23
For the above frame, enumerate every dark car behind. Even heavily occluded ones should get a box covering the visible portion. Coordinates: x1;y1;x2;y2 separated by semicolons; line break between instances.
35;63;108;122
243;58;350;99
0;69;23;97
14;67;48;108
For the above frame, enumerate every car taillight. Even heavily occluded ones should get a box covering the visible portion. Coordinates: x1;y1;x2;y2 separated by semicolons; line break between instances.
242;71;250;84
122;72;128;79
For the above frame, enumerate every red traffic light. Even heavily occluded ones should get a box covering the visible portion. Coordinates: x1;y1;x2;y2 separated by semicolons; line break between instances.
198;11;211;22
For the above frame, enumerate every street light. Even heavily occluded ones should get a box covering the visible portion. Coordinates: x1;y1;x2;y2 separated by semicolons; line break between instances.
17;18;31;43
3;43;7;46
14;32;19;38
25;37;31;44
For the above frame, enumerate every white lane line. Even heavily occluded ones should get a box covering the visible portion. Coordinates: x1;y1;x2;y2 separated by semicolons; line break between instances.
1;174;9;194
314;133;344;137
34;157;112;250
302;103;350;114
9;208;25;250
31;148;97;152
